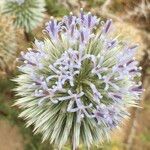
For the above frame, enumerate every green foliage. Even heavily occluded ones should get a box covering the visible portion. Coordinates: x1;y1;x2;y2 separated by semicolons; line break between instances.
3;0;45;32
0;14;17;73
45;0;69;17
140;130;150;143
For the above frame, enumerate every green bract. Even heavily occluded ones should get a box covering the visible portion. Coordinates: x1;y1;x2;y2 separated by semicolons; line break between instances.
4;0;45;32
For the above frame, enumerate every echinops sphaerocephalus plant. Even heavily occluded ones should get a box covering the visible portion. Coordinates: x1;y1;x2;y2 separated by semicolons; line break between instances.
14;9;143;150
4;0;45;32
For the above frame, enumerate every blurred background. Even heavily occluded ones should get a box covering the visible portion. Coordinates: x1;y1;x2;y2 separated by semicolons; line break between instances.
0;0;149;150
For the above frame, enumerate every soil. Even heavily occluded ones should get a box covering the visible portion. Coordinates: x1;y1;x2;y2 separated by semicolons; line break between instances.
0;120;24;150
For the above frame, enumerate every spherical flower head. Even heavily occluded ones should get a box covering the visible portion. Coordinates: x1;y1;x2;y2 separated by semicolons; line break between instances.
4;0;45;32
14;10;143;149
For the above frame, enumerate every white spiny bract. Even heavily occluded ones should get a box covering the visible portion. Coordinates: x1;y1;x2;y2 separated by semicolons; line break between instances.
4;0;45;32
8;0;25;5
14;10;143;149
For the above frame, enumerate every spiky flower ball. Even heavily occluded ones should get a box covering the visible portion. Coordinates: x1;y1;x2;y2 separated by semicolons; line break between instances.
4;0;45;32
14;10;143;149
0;13;17;73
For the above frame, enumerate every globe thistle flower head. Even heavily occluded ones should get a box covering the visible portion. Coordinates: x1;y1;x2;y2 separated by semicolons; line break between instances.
4;0;45;32
14;10;143;149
